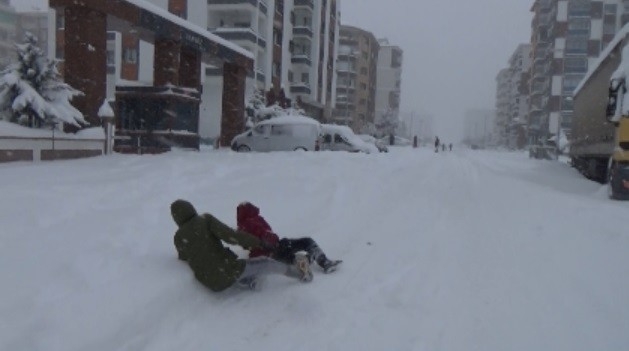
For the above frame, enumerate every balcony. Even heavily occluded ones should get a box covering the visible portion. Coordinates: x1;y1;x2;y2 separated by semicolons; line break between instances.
290;82;311;95
293;0;314;11
293;26;313;39
337;48;358;59
336;83;355;91
210;27;266;49
291;54;312;66
207;0;268;16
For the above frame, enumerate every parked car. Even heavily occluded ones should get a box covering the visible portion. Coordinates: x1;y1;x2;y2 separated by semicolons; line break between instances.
321;124;378;154
357;134;389;153
231;115;322;152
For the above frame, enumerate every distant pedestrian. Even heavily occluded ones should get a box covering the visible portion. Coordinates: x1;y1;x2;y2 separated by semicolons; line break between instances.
441;144;446;152
434;136;440;153
449;143;453;151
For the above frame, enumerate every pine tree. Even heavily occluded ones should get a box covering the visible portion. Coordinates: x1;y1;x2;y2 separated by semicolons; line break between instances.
0;32;86;128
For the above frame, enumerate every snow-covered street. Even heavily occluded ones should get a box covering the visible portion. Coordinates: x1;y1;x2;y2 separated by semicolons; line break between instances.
1;148;628;351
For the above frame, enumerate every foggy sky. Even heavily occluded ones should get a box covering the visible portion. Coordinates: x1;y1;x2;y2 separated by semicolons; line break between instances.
341;0;532;141
13;0;532;141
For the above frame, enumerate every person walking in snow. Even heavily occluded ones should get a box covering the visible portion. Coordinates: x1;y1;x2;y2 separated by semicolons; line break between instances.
170;199;313;292
449;143;453;151
434;136;440;153
237;202;342;273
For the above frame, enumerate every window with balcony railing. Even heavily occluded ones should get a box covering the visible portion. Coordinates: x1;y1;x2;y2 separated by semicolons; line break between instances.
568;0;590;17
568;18;590;35
565;37;588;54
564;57;588;74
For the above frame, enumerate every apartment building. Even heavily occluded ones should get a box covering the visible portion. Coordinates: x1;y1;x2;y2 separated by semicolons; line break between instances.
0;0;16;67
334;24;378;132
495;68;512;146
202;0;339;136
50;0;338;139
495;44;531;149
528;0;628;144
375;38;403;133
287;0;340;121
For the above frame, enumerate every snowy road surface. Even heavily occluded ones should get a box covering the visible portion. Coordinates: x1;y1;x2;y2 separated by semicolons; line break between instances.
1;147;628;351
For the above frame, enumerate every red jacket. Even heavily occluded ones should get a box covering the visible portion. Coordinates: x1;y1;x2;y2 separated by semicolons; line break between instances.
236;202;279;258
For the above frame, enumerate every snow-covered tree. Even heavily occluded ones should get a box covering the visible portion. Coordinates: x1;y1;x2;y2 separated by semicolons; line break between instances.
375;108;399;137
245;88;303;126
0;32;87;128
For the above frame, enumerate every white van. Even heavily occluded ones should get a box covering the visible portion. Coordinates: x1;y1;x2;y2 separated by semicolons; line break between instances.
321;124;378;154
231;115;322;152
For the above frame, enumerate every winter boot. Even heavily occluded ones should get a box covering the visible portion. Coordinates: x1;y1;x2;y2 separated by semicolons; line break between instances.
321;259;342;273
293;253;313;282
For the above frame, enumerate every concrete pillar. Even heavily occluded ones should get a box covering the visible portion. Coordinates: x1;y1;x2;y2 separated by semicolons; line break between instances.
220;62;247;147
64;6;107;127
154;38;181;86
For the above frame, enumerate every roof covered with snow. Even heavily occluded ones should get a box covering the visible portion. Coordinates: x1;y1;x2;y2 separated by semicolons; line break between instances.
125;0;253;60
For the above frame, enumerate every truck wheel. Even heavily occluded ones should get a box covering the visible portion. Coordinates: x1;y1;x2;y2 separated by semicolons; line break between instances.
294;147;307;152
237;145;251;152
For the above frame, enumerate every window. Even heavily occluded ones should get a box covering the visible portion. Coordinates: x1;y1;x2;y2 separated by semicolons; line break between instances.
562;75;584;94
123;48;138;64
604;4;617;15
565;37;588;54
568;0;590;17
254;124;269;135
273;29;282;46
271;125;291;135
106;51;115;65
604;21;617;35
301;73;309;83
56;12;65;30
564;57;587;73
568;18;590;34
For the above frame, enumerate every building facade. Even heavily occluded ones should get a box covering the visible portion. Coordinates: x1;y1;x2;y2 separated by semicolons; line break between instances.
0;0;16;67
375;38;403;135
15;10;48;55
287;0;340;121
527;0;629;144
334;24;378;132
495;44;531;149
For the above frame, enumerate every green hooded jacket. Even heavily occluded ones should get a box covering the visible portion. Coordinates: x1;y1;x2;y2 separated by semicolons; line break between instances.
170;200;263;292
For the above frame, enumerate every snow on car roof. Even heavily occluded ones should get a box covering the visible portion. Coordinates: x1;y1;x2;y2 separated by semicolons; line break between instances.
322;124;355;134
258;115;321;126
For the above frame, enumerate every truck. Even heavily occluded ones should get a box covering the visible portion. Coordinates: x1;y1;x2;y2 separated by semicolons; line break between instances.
571;25;629;200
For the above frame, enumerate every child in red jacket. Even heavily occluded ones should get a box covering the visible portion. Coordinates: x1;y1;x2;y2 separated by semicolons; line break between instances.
237;202;341;273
